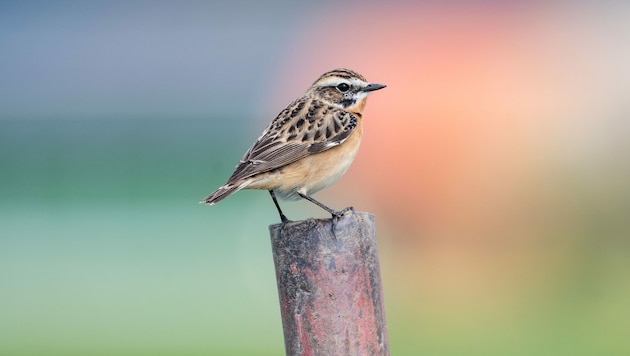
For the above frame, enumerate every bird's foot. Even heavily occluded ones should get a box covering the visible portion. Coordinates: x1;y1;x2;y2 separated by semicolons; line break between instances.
330;206;353;239
331;206;354;219
277;215;292;239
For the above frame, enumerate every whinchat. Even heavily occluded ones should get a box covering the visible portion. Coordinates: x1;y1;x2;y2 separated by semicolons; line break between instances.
201;68;386;222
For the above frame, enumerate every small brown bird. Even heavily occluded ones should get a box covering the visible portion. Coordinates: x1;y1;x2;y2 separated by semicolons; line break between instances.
201;68;385;222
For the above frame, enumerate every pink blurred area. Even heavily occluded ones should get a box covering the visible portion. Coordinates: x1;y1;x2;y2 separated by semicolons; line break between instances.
263;2;630;347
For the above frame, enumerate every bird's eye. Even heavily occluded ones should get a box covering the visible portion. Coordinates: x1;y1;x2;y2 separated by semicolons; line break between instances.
336;83;350;92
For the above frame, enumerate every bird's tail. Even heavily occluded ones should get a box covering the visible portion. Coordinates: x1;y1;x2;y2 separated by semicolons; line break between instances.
200;181;248;205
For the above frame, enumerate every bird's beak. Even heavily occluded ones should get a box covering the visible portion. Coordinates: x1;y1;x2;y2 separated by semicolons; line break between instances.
361;83;386;92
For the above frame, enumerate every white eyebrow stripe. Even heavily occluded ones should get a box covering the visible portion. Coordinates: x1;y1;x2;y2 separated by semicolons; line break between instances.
316;77;366;88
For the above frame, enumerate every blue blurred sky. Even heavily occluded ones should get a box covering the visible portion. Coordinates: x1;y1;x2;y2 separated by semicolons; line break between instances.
0;1;322;119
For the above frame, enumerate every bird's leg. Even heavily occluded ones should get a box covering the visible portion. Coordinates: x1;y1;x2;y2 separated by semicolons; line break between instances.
269;190;290;224
298;192;354;239
297;193;353;219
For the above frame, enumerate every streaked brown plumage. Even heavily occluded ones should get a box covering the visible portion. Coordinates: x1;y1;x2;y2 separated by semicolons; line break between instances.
202;68;385;222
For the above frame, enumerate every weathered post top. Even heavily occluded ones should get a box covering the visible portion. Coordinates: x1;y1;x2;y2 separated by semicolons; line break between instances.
269;211;389;356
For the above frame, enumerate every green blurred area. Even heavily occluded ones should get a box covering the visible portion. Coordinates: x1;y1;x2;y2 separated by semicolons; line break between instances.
0;117;287;355
0;117;250;203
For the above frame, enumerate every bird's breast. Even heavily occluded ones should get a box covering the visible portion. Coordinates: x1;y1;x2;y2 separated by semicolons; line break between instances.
272;120;363;199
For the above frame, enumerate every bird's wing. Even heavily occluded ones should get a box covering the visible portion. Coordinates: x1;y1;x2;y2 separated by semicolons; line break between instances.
226;97;358;183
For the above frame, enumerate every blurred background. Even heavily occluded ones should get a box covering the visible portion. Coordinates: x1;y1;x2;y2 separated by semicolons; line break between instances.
1;1;629;355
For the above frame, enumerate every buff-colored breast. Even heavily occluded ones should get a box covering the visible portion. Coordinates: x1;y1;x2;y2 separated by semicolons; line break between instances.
247;118;363;200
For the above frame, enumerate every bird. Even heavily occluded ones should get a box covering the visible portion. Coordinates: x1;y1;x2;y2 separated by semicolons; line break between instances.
201;68;386;223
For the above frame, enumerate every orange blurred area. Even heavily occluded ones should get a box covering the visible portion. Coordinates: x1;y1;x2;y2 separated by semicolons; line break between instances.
269;2;629;241
265;3;630;350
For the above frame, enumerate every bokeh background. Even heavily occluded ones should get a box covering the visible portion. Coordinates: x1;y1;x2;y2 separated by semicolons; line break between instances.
2;1;629;355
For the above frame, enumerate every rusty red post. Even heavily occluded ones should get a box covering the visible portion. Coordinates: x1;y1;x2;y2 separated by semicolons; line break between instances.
269;211;389;356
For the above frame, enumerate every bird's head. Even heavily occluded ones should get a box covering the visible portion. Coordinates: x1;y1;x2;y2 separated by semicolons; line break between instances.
307;68;386;113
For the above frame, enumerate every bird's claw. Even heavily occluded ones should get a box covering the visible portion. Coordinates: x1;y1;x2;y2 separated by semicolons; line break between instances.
280;214;291;224
331;206;354;219
330;207;353;239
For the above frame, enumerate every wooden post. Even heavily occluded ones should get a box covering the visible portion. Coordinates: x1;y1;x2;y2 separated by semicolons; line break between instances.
269;211;389;356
